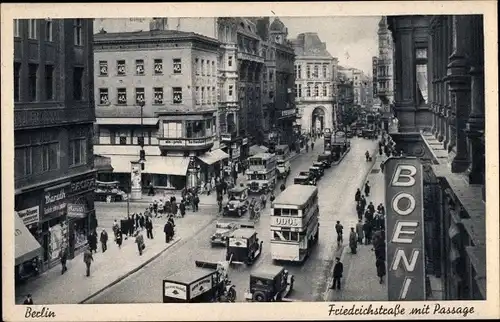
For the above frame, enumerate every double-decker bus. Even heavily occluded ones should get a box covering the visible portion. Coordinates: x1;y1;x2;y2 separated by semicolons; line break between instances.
246;153;277;194
270;184;319;262
275;145;291;179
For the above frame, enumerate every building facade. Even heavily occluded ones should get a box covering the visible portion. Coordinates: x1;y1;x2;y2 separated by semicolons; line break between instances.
236;18;265;153
336;73;355;127
93;27;225;192
292;32;337;134
387;15;486;300
14;18;96;274
376;17;395;131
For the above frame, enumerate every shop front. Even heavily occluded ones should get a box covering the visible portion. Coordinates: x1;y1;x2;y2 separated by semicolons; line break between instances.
14;171;96;270
197;149;229;183
15;211;43;283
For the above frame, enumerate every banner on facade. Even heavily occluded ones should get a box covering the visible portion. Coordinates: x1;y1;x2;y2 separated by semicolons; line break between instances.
131;162;142;190
67;204;87;218
17;206;40;226
384;157;426;301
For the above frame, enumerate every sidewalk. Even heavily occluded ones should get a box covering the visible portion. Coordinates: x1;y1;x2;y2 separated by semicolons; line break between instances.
325;155;388;301
15;213;216;304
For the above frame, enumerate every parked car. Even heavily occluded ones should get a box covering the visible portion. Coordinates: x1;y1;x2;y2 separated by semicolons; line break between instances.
244;265;294;302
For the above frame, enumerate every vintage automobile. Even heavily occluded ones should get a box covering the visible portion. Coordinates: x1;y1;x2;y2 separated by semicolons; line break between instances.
244;265;294;302
309;165;323;180
211;221;240;246
317;153;333;168
223;185;249;217
312;161;326;172
162;259;236;303
225;225;263;265
293;171;317;186
362;128;376;139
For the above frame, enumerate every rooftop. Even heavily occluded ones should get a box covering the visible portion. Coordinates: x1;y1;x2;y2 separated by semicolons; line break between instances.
290;32;333;58
165;266;214;285
273;184;318;206
93;29;219;46
252;265;285;279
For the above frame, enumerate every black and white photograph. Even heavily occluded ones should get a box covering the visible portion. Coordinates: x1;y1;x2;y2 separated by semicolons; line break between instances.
2;2;498;321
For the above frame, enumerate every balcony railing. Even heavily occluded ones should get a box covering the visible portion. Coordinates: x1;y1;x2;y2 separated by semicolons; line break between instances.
157;136;214;150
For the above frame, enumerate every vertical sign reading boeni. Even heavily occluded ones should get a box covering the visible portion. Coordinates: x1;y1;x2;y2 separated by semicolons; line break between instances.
384;157;426;301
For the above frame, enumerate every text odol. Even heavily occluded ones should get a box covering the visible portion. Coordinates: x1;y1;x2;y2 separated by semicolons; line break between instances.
389;163;422;300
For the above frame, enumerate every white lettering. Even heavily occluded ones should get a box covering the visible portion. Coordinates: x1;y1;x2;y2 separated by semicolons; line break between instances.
400;277;412;299
391;164;417;187
391;221;418;243
391;248;421;272
44;190;66;204
392;192;416;216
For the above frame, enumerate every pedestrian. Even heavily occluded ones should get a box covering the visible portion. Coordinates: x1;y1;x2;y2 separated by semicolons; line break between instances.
148;181;155;196
363;220;373;245
379;146;383;156
23;294;34;305
217;194;223;214
164;221;172;243
179;200;186;217
171;200;178;217
112;219;119;238
280;183;286;193
330;257;344;290
193;194;200;212
365;209;374;224
145;218;154;239
349;227;357;254
135;230;145;256
59;246;68;275
206;180;211;196
364;181;371;197
269;192;275;205
335;221;343;245
116;228;123;248
100;229;108;253
356;204;364;221
368;201;375;214
83;246;93;277
377;203;385;216
355;220;364;245
260;194;267;208
365;150;370;161
135;213;140;231
128;215;134;236
376;258;386;284
139;213;145;230
153;201;158;215
360;195;367;210
354;188;361;202
88;230;98;254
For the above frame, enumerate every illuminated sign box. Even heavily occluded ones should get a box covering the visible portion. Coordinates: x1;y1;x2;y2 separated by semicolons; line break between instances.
384;157;426;301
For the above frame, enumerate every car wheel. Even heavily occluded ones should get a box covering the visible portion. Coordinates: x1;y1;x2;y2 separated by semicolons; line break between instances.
253;291;267;302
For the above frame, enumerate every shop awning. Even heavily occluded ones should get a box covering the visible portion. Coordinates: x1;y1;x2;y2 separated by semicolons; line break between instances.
249;145;269;156
107;155;189;176
15;212;43;266
94;154;114;172
197;149;229;165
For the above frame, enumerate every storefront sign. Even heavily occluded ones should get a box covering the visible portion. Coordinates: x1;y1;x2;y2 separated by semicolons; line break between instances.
271;216;300;228
18;206;40;226
67;204;87;218
242;138;248;145
43;188;67;216
384;157;425;301
280;109;296;118
190;277;212;298
221;134;232;142
70;177;95;195
232;146;241;160
160;139;185;146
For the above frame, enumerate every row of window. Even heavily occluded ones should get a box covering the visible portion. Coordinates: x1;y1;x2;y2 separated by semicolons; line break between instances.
163;120;214;139
98;87;182;105
294;83;331;98
14;62;84;102
15;138;87;178
294;63;330;80
14;19;83;46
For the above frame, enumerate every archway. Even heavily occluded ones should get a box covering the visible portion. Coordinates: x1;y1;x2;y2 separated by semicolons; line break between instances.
311;106;326;133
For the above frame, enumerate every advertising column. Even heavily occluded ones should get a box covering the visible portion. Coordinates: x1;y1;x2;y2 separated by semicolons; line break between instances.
130;161;142;200
384;157;426;300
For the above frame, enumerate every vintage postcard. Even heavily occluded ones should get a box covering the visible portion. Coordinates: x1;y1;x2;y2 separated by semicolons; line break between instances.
1;1;498;321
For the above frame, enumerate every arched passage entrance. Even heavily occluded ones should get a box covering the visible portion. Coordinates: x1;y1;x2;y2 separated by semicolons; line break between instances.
311;106;326;133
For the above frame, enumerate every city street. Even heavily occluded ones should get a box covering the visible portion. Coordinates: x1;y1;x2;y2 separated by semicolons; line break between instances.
86;136;378;303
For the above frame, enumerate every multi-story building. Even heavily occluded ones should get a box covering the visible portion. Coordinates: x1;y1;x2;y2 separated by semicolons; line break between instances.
93;26;223;192
386;15;485;300
377;17;395;131
236;18;265;154
336;73;355;126
291;32;338;134
14;18;96;273
255;17;296;147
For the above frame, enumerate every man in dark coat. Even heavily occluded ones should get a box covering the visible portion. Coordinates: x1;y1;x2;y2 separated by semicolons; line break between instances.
364;181;371;197
349;227;357;254
365;210;374;226
115;228;123;248
363;220;373;245
59;247;68;275
171;201;178;217
100;229;108;253
164;222;172;243
330;257;344;290
179;200;186;217
376;258;386;284
139;214;145;229
83;246;93;277
354;188;361;202
145;218;154;239
377;203;385;216
193;194;200;212
355;220;364;244
368;201;375;215
360;195;367;210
